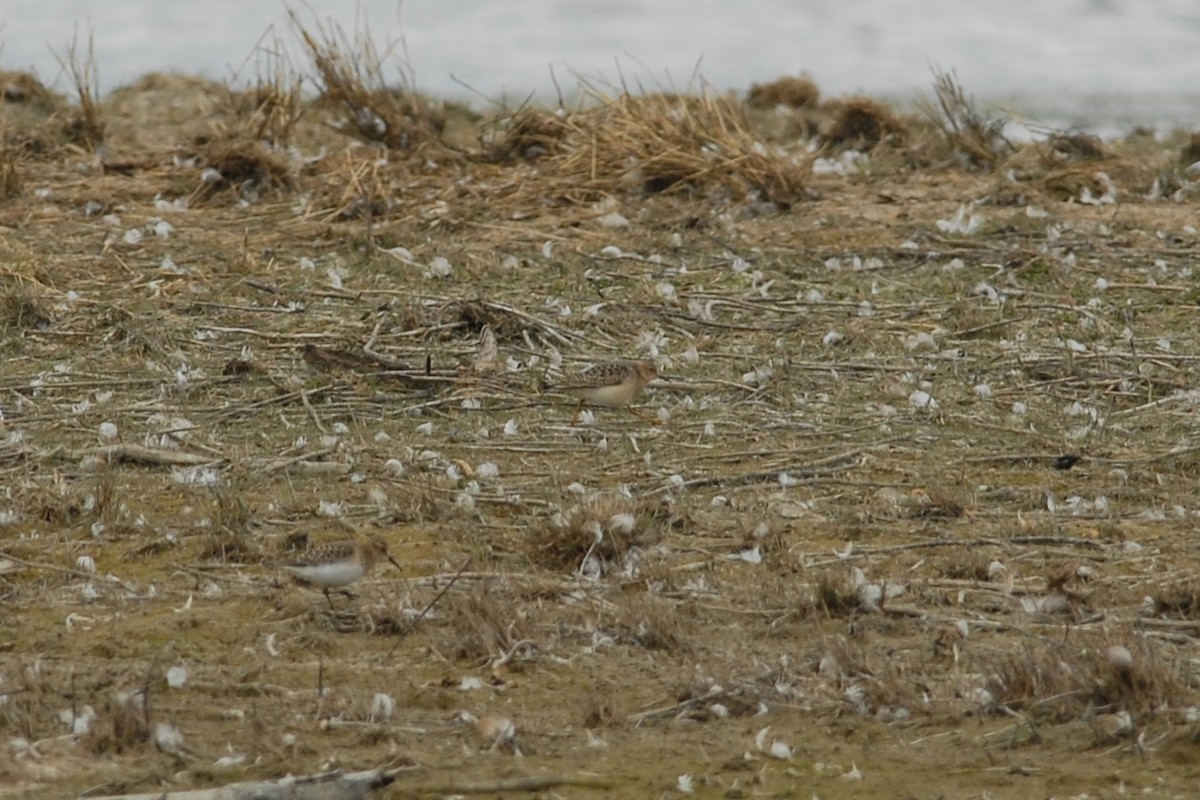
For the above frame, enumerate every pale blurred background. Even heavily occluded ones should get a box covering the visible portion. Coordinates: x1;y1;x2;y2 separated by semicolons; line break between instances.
3;0;1199;133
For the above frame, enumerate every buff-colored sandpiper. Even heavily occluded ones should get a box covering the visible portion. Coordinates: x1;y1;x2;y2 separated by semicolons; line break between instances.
277;536;401;609
548;360;659;424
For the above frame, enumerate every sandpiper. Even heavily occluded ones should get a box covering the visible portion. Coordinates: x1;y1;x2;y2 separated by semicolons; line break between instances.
277;536;401;609
547;360;659;424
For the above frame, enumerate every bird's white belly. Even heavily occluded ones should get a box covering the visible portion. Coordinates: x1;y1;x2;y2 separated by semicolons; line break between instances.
573;383;636;407
282;561;364;588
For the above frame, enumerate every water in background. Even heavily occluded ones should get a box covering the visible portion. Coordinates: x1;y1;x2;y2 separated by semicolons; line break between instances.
3;0;1199;134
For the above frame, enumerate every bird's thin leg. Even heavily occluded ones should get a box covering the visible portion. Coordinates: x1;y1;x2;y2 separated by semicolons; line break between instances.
626;406;661;425
570;399;585;425
323;588;335;611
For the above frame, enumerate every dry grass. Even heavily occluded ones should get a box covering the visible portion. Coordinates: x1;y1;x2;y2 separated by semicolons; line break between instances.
983;634;1185;721
53;29;106;150
822;96;906;149
291;11;443;151
3;52;1200;799
746;76;820;109
499;84;811;207
919;67;1013;168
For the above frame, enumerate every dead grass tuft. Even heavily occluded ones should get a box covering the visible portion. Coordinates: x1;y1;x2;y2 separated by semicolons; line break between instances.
481;106;573;163
196;487;253;562
522;86;810;207
918;68;1012;168
528;494;659;575
1179;132;1200;166
53;30;106;150
746;76;820;109
292;11;443;151
86;690;150;754
907;486;966;519
0;71;59;111
1040;166;1115;201
1152;579;1200;618
983;635;1184;721
822;96;905;149
437;583;535;664
221;32;307;149
0;142;21;200
0;280;52;337
810;568;864;618
608;593;692;652
192;139;294;204
1047;131;1110;162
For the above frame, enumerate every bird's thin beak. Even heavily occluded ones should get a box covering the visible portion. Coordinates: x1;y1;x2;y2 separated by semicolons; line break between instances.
387;555;402;570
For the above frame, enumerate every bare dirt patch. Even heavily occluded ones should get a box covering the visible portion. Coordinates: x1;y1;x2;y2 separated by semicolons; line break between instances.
3;39;1200;800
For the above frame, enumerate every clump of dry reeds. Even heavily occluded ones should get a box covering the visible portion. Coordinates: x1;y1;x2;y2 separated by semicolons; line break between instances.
0;71;59;111
292;11;443;151
86;690;150;754
53;30;106;150
1152;579;1200;618
608;594;692;652
518;85;810;207
528;494;659;575
1047;131;1109;162
0;142;21;200
220;30;307;149
481;106;573;163
983;635;1183;722
810;568;865;617
436;584;534;664
1179;132;1200;166
918;68;1012;169
190;138;294;204
747;76;820;109
0;281;51;337
822;96;905;149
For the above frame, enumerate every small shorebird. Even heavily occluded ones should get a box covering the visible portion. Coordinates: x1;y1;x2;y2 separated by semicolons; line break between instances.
277;536;401;609
546;360;659;424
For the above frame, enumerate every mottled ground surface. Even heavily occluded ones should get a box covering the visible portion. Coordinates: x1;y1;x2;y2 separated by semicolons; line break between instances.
3;66;1200;799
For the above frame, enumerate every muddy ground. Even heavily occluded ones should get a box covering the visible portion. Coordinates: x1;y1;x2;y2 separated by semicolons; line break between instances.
2;56;1200;800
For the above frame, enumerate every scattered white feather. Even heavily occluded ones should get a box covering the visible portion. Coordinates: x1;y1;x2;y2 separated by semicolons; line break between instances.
738;546;762;564
908;390;938;409
370;693;396;721
75;555;96;574
153;722;186;754
427;256;453;278
608;513;636;535
936;205;984;235
166;666;188;688
316;500;343;517
598;212;629;228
